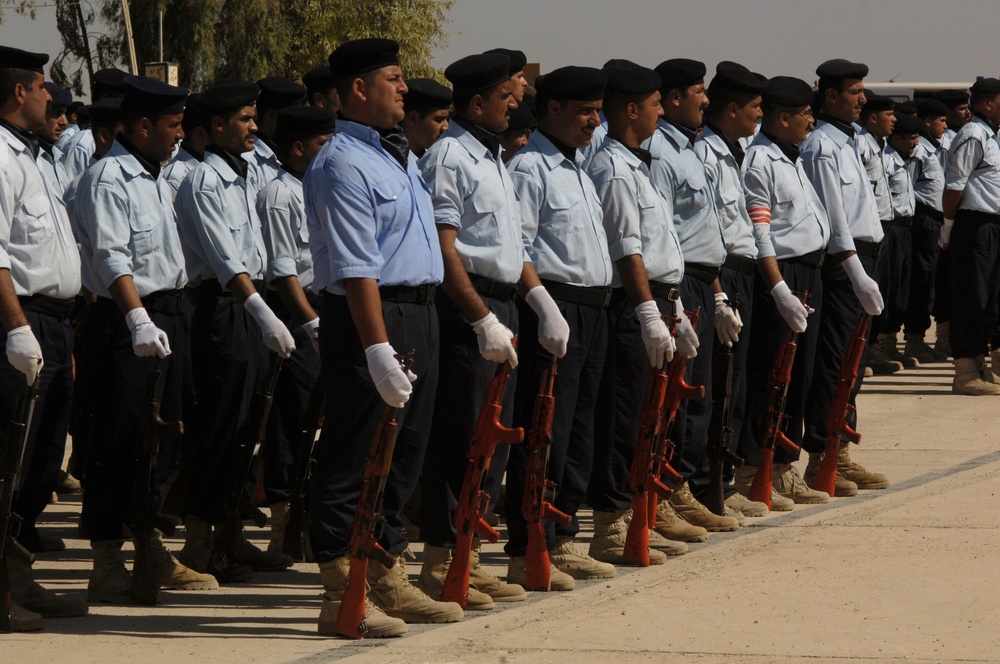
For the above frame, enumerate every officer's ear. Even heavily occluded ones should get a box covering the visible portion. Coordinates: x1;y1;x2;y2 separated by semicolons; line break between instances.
545;98;562;120
626;101;640;121
664;88;682;109
291;139;306;159
469;93;486;119
727;101;740;119
211;114;226;137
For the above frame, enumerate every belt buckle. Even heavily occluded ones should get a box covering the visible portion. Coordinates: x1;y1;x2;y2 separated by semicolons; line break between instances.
601;289;612;308
667;287;680;302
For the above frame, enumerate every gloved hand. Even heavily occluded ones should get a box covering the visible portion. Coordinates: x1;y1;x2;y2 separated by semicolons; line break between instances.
674;297;699;359
471;312;518;367
125;307;172;358
244;292;296;358
841;254;884;315
365;342;417;408
713;292;742;347
6;325;43;385
525;286;570;358
939;218;954;249
634;299;674;368
302;317;320;355
771;281;810;333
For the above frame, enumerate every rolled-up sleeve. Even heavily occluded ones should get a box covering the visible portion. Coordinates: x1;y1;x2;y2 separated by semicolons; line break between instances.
309;161;383;284
510;169;542;264
419;151;464;229
945;135;982;191
181;179;248;288
598;176;643;262
258;184;301;281
76;180;134;287
0;161;14;271
743;164;776;259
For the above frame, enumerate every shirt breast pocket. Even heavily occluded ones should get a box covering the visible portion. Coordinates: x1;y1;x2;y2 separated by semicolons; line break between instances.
15;193;55;244
469;186;505;241
373;178;407;226
130;211;158;258
546;188;581;237
637;187;665;241
677;170;710;213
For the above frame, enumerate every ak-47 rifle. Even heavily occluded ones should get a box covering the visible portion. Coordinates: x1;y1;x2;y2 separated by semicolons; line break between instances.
282;379;326;562
813;313;871;496
131;358;184;605
0;379;39;633
748;291;809;508
208;356;283;582
336;352;413;639
441;346;524;606
705;297;744;516
521;358;570;591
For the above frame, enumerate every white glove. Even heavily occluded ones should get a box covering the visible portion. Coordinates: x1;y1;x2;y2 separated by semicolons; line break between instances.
525;286;570;358
125;307;171;358
302;317;320;355
365;342;417;408
634;300;674;368
841;254;884;316
6;325;43;385
771;281;810;333
244;292;296;358
674;298;699;359
471;312;518;367
713;292;742;347
939;218;954;249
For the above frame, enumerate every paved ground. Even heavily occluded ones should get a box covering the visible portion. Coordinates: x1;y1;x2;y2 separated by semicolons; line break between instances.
8;352;1000;663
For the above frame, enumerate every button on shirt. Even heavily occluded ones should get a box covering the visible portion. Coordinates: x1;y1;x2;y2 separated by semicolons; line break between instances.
643;119;726;266
507;130;612;287
59;127;96;182
885;145;915;218
857;129;893;222
73;140;187;298
743;133;829;260
911;136;945;211
163;146;200;199
588;137;683;288
0;124;82;299
945;115;1000;215
799;119;883;254
694;125;758;259
175;148;267;288
257;168;313;290
303;120;443;295
418;121;524;285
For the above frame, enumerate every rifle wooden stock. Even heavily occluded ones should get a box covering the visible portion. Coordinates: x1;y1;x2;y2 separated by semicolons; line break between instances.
283;380;326;562
441;350;524;607
131;358;184;606
335;353;412;639
814;314;871;496
521;359;570;591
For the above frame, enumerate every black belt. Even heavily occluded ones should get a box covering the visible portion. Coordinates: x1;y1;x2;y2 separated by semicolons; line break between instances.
18;294;75;320
722;254;758;275
265;288;322;311
540;280;612;308
852;239;884;259
649;281;681;302
915;202;944;222
956;209;1000;225
198;279;266;297
684;263;721;285
141;289;184;316
883;216;913;228
780;249;826;268
468;274;518;301
379;284;437;305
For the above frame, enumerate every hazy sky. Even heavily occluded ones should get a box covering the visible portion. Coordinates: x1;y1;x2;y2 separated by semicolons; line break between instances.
3;0;996;96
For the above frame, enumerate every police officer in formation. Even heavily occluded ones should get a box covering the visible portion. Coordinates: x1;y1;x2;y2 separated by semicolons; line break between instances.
1;35;993;636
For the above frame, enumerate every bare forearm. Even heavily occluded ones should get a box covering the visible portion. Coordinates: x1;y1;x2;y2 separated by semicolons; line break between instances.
942;189;964;220
273;276;318;325
108;275;144;314
616;255;652;305
344;277;388;348
757;256;784;291
0;269;28;332
438;234;489;322
226;273;256;302
518;262;542;298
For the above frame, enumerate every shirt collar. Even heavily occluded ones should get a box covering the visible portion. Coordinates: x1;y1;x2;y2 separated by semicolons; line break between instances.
760;131;800;163
658;119;696;151
532;129;581;171
178;143;203;162
453;117;501;160
205;144;247;181
920;132;941;150
0;118;39;160
818;114;856;139
604;136;644;168
703;122;745;167
279;165;303;182
256;133;278;156
115;136;161;179
973;112;999;134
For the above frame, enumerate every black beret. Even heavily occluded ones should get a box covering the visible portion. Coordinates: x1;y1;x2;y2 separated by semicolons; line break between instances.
445;53;510;94
302;65;335;94
816;59;869;82
121;75;188;115
87;98;122;126
403;78;452;110
484;48;527;75
762;76;814;107
181;93;203;134
895;101;917;116
603;61;661;96
199;81;259;112
44;82;72;109
936;89;969;107
92;68;129;97
893;113;924;135
0;46;47;73
917;98;949;118
256;76;306;111
971;78;1000;96
654;58;707;91
540;66;607;101
275;106;336;143
328;38;399;81
506;100;534;132
710;61;767;96
861;92;894;113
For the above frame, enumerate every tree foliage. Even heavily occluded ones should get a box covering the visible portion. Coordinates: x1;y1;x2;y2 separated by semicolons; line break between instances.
0;0;36;24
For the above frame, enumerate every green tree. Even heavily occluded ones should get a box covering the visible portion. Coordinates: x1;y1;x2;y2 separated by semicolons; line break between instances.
0;0;35;23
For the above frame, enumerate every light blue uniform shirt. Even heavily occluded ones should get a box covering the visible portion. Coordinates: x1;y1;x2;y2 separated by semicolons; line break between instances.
175;149;267;288
945;115;1000;215
37;145;70;197
587;137;684;287
303;120;443;296
56;124;79;150
163;146;200;199
507;130;612;288
743;133;829;260
59;127;95;182
799;119;883;254
643;119;726;266
885;145;915;217
247;138;281;197
257;168;313;290
418;121;524;285
73;140;187;297
695;125;758;260
857;129;893;222
941;127;957;151
579;114;608;172
911;136;945;211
